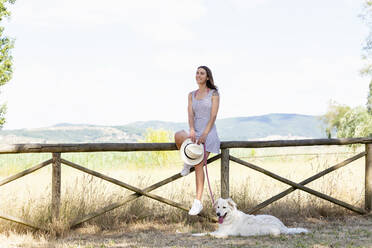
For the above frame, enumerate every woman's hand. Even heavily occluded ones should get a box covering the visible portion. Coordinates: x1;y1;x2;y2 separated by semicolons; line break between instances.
197;132;208;145
189;129;196;143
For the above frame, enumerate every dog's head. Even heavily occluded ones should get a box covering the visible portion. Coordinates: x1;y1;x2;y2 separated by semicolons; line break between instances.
213;198;237;224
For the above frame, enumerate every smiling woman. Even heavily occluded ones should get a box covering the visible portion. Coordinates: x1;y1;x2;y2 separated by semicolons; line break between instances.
174;65;220;216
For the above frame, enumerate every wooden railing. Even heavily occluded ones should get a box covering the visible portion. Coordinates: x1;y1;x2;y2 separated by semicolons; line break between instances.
0;137;371;231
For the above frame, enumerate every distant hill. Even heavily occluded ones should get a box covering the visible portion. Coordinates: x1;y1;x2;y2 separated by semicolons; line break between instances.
0;113;326;143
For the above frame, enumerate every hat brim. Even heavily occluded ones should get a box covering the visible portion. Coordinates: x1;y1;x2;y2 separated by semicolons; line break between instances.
180;138;204;166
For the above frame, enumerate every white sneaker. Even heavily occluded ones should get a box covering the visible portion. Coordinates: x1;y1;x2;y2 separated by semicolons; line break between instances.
188;199;203;215
181;163;193;176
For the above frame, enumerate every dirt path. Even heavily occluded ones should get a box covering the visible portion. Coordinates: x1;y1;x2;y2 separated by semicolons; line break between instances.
5;215;372;248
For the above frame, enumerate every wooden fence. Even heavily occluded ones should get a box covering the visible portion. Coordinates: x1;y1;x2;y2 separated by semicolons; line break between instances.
0;137;371;231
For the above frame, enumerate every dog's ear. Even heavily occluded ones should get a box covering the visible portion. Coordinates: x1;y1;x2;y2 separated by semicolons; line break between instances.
227;198;237;210
213;198;219;209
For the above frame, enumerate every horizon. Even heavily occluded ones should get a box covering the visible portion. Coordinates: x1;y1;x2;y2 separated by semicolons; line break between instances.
0;0;369;130
1;112;321;130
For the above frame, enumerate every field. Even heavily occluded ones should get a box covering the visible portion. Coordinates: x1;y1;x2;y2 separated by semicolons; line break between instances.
0;145;371;247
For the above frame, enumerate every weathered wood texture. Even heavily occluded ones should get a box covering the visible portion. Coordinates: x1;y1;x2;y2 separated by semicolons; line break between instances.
221;148;229;199
247;152;366;214
1;138;371;230
52;153;61;220
0;159;52;187
0;212;42;230
0;137;371;153
221;138;372;149
366;144;372;212
71;154;221;227
229;155;367;214
61;158;217;222
0;143;177;154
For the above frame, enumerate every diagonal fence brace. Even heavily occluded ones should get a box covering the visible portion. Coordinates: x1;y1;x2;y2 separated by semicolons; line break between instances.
247;152;366;214
61;158;217;223
70;154;221;227
0;212;45;230
229;155;367;214
0;159;53;187
0;159;53;230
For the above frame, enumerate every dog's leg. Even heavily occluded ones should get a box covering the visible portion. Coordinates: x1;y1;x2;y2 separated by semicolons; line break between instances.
285;227;308;234
270;228;281;237
210;231;228;238
191;232;208;237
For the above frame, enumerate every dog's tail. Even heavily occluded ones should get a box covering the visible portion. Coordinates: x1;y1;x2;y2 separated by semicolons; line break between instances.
284;227;308;234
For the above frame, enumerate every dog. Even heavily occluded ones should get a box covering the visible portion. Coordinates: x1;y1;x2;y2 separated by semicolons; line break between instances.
193;198;308;238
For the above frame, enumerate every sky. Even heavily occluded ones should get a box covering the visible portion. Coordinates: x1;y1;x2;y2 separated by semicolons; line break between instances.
0;0;370;130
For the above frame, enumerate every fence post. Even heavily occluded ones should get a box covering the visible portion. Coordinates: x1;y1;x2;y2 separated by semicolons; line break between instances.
52;153;61;221
366;144;372;212
221;148;230;199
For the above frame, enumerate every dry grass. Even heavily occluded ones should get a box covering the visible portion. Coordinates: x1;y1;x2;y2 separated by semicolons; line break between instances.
0;145;370;247
1;216;372;247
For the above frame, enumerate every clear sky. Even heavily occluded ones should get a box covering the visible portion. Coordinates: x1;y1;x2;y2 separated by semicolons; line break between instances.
0;0;369;130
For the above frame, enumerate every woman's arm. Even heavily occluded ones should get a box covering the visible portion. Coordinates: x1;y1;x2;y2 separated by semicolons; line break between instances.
188;92;197;143
197;91;220;144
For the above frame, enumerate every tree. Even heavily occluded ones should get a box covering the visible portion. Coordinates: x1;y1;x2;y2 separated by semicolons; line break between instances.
361;0;372;114
137;128;177;166
321;1;372;139
368;81;372;114
337;106;372;138
0;0;15;128
320;100;351;138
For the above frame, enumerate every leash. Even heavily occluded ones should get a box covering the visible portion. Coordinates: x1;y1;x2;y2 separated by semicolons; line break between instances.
203;144;215;205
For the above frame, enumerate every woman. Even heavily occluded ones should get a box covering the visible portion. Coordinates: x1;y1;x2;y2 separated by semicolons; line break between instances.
182;65;220;215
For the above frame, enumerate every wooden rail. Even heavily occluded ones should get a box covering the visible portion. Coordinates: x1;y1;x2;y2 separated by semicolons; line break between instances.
0;137;371;231
0;137;371;154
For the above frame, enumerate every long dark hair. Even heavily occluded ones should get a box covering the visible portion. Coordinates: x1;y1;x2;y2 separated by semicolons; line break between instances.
198;65;218;91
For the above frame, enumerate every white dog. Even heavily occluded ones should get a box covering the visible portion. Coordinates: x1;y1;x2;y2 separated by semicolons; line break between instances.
194;198;308;238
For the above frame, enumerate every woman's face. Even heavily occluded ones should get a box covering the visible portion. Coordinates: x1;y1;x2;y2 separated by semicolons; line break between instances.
196;68;208;85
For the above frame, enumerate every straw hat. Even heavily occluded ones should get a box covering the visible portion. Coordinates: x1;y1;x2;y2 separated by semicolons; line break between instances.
180;138;204;165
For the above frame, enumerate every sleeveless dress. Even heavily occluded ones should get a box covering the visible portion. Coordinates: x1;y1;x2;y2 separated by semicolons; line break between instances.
191;89;220;154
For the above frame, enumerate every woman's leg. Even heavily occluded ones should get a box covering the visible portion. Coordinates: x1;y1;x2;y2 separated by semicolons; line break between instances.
195;151;210;201
174;130;188;149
